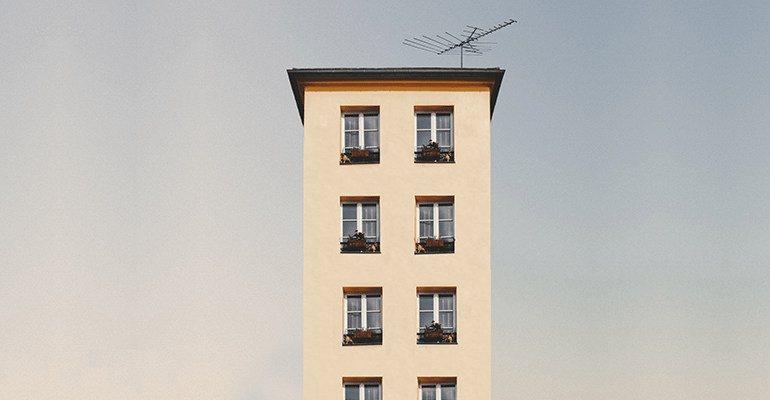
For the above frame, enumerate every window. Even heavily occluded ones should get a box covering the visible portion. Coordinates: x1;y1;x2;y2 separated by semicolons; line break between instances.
415;109;453;162
420;384;456;400
344;382;381;400
341;198;380;253
416;199;454;254
343;288;382;345
341;110;379;164
417;289;457;344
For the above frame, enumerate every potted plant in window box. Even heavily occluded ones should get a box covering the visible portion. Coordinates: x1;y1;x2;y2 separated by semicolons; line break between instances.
420;139;441;160
422;320;444;342
343;230;368;251
425;238;445;248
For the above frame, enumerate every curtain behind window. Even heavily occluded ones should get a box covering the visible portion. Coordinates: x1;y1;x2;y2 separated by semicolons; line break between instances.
345;115;359;149
421;385;437;400
364;385;379;400
345;385;360;400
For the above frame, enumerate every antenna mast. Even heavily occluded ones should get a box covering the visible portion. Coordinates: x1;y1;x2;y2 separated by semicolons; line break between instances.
404;19;516;68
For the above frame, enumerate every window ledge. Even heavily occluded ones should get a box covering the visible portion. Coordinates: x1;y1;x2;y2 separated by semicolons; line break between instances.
416;342;459;345
340;161;380;165
342;342;383;346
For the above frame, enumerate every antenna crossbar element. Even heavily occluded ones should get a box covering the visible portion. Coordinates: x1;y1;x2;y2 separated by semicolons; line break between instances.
403;18;516;67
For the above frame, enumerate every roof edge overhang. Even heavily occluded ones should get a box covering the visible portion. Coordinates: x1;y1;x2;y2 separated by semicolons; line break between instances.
287;68;505;124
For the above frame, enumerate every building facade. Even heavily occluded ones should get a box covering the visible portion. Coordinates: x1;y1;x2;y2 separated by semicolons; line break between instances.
288;68;504;400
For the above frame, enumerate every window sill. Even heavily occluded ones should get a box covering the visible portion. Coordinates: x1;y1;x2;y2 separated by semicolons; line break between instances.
416;342;459;345
340;161;380;165
343;342;383;346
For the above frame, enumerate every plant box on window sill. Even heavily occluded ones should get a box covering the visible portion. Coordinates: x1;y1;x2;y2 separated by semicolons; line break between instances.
414;150;453;163
416;239;454;254
425;330;443;340
417;330;457;344
353;329;372;339
421;148;441;159
341;149;379;165
351;149;369;158
341;240;380;253
343;330;383;346
346;238;367;248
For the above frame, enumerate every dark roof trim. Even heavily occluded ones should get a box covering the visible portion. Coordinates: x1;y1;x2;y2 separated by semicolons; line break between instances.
287;68;505;123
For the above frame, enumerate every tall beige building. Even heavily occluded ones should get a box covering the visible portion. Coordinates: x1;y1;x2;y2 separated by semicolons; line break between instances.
288;68;504;400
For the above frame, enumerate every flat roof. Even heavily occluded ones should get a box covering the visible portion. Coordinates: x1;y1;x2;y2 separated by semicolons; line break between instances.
287;67;505;123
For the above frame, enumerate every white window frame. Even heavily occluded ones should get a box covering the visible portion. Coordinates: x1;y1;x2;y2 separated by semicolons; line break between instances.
341;202;380;240
414;111;453;151
420;383;456;400
344;294;382;333
342;112;379;151
417;293;456;333
416;202;454;240
343;382;381;400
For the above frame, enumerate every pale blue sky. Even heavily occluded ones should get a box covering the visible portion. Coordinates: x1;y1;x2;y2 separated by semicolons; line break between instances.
0;1;768;399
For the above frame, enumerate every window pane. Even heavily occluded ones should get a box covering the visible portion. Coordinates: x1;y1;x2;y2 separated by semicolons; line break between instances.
420;221;433;238
438;295;453;310
364;385;380;400
367;311;381;329
363;115;378;130
361;204;377;220
342;204;357;219
419;295;433;311
420;311;433;328
438;204;453;220
364;131;379;148
345;132;359;149
419;205;433;220
439;221;453;238
435;113;451;128
343;221;357;237
416;114;431;129
361;221;377;238
441;385;456;400
422;385;437;400
348;312;362;330
347;296;361;312
416;130;431;148
437;130;451;148
439;311;453;329
366;296;381;311
345;115;359;131
345;385;360;400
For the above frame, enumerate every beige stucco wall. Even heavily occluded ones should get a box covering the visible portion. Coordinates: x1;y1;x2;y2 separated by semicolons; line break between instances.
303;83;492;400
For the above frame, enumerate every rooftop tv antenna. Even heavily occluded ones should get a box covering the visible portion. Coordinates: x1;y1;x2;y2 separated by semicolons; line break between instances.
403;19;516;68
